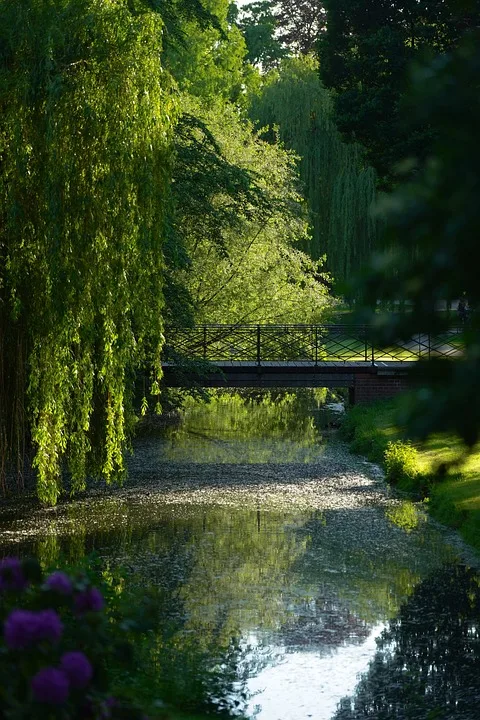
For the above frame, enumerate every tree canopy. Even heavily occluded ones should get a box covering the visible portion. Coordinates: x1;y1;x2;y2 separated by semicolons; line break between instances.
237;1;287;69
319;0;475;186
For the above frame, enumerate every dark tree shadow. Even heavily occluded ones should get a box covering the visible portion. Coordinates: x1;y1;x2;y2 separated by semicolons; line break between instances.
334;563;480;719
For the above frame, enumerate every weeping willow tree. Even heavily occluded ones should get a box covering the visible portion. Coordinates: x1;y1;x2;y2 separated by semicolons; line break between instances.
0;0;176;504
249;55;377;286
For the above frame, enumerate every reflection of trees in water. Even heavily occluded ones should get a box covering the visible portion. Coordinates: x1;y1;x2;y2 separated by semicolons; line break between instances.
334;563;480;719
279;596;370;650
296;512;430;625
164;389;327;462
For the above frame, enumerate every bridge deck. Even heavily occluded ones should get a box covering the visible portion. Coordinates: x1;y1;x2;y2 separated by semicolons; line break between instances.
161;360;415;389
162;360;415;370
162;324;461;390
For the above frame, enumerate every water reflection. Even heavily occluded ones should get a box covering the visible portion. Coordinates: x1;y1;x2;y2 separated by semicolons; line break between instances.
334;563;480;720
0;391;478;719
160;390;328;463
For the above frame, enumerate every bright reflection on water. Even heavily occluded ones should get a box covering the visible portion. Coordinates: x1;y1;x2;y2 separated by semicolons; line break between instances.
1;390;479;719
245;627;383;720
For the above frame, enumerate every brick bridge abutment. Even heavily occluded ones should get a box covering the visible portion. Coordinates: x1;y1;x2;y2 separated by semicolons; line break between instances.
351;368;412;404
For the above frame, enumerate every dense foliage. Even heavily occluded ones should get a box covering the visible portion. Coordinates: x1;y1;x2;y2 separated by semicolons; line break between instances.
0;0;175;504
319;0;477;186
236;0;287;69
249;57;377;284
240;0;326;58
270;0;326;54
174;98;331;323
165;0;253;105
358;30;480;445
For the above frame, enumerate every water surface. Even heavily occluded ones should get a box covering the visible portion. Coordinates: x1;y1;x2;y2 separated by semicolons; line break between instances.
1;391;479;718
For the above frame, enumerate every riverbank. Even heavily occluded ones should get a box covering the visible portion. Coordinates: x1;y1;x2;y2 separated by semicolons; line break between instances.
341;397;480;554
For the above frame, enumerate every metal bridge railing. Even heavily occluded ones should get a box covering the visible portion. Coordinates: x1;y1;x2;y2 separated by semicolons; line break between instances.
164;324;464;366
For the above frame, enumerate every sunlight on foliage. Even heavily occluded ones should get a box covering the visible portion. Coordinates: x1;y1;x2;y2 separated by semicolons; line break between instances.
0;0;176;503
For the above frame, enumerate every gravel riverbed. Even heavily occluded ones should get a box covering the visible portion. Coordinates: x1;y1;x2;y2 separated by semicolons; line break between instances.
121;436;390;511
1;433;478;569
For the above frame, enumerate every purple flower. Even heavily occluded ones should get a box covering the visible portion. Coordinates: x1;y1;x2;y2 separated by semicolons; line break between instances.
45;571;73;595
3;608;63;649
31;667;69;704
74;586;104;614
0;557;28;592
4;610;39;649
60;651;93;689
35;609;63;643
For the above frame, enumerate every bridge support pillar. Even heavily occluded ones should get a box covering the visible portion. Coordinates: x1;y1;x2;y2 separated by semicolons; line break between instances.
353;371;411;404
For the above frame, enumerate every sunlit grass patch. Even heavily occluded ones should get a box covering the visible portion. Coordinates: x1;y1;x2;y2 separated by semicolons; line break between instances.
418;433;478;473
342;397;480;553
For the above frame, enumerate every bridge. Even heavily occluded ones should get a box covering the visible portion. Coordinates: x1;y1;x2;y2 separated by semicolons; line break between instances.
162;324;461;403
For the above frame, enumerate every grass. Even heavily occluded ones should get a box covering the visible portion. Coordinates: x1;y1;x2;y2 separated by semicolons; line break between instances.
340;397;480;553
322;338;420;362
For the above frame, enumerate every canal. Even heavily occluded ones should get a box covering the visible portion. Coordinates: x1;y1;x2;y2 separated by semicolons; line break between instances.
1;390;479;719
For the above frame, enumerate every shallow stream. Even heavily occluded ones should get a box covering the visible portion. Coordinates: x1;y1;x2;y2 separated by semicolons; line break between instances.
1;391;479;718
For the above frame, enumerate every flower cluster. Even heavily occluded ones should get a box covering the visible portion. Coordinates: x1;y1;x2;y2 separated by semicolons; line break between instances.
0;556;149;719
31;649;94;704
4;608;63;649
0;557;28;592
29;650;94;704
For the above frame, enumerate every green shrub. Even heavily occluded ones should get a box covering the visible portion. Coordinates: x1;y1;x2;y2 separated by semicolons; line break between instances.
0;556;150;719
384;441;419;486
340;400;395;463
385;500;425;533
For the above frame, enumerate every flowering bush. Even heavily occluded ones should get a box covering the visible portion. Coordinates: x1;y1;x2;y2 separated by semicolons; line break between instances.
0;556;148;719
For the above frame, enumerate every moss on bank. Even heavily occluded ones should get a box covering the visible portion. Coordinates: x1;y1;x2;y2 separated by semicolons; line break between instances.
340;397;480;553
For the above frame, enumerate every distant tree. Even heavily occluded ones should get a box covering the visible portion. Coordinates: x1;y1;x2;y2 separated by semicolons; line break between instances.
319;0;475;186
273;0;326;54
249;57;377;284
239;0;325;60
164;0;252;104
237;1;287;69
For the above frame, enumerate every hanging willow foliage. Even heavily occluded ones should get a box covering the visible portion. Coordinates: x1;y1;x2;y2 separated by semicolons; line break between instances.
249;55;377;285
0;0;176;504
